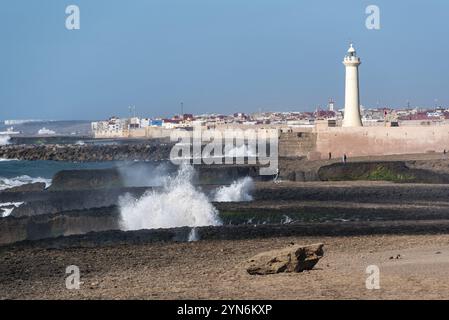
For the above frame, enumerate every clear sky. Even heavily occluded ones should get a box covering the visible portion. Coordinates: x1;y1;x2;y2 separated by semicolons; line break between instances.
0;0;448;120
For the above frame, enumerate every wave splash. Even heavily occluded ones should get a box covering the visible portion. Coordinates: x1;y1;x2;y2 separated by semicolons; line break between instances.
119;164;222;231
213;177;254;202
0;135;11;146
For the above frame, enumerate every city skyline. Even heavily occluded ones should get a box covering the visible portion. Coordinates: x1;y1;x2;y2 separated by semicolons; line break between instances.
1;0;448;120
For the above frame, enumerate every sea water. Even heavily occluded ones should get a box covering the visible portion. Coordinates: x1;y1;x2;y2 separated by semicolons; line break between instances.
0;160;122;191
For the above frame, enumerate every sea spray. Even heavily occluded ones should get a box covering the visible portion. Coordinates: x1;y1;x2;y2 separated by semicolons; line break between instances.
0;135;11;146
119;164;222;231
117;162;173;188
213;177;254;202
188;228;200;242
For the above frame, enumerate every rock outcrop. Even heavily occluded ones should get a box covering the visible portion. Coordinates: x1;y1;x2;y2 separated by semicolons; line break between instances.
0;207;120;245
318;161;449;184
246;243;324;275
49;169;123;191
3;182;47;193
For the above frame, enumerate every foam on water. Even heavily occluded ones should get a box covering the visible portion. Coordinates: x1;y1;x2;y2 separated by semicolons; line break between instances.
0;202;24;217
0;175;52;191
119;164;222;231
213;177;254;202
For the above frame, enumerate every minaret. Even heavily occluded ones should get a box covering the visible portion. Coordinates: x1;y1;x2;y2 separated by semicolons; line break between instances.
328;99;335;112
342;43;362;127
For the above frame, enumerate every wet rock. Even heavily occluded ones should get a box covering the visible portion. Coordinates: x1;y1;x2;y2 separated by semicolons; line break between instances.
318;161;449;184
0;207;120;245
49;169;123;191
246;243;324;275
3;183;46;193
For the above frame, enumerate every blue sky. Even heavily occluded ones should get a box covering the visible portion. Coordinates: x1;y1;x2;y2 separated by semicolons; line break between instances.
0;0;448;120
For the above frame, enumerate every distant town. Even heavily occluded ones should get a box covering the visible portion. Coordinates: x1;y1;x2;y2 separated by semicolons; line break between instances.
0;104;447;139
90;102;449;138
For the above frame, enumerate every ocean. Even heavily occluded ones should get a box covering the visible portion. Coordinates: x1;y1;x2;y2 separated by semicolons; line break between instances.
0;159;122;190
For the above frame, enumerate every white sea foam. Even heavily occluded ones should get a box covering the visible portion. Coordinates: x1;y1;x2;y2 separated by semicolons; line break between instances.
0;135;11;145
37;127;56;135
213;177;254;202
0;176;52;191
119;164;222;231
282;215;294;224
0;202;24;217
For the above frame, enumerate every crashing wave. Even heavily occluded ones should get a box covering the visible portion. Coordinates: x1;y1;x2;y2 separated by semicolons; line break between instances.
213;177;254;202
0;135;11;146
119;164;222;231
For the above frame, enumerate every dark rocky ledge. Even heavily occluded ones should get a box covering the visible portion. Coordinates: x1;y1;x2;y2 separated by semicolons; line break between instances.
0;143;174;161
5;220;449;250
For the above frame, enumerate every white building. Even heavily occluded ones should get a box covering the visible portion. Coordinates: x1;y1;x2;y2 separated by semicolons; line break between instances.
91;117;130;138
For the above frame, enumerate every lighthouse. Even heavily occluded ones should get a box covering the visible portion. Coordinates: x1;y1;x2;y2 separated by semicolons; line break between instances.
342;43;363;127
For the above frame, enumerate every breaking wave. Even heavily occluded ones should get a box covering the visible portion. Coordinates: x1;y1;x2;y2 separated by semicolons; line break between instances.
0;176;52;191
213;177;254;202
37;127;56;135
119;164;222;231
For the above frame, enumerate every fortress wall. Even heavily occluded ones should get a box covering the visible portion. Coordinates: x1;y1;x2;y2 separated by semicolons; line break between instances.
314;126;449;159
145;127;173;139
279;131;317;157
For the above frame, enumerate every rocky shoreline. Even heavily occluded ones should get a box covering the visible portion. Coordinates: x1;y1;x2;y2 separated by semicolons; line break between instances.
3;181;449;245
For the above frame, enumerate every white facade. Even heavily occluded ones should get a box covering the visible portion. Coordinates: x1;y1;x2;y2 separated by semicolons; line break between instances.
342;44;363;127
91;117;130;138
140;118;151;128
328;99;335;112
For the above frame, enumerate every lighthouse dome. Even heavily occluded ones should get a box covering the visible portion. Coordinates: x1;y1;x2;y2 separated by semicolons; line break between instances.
348;43;356;53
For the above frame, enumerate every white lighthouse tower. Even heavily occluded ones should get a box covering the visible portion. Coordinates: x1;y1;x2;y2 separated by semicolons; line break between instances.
342;43;363;127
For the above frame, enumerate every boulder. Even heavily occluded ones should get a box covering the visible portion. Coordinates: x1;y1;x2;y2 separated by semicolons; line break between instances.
246;243;324;275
